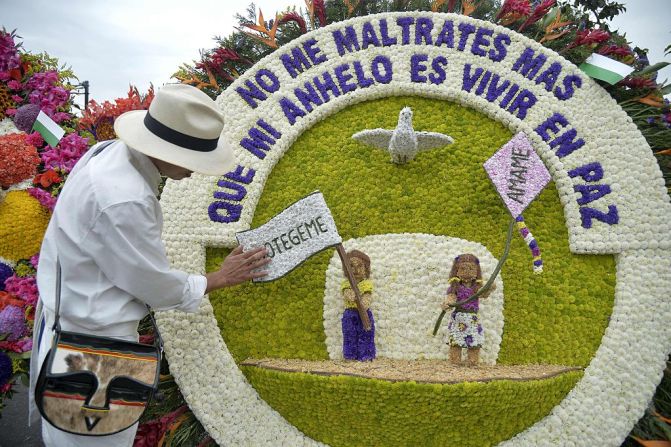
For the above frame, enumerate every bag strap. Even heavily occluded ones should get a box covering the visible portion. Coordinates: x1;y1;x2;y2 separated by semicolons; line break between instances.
90;139;116;158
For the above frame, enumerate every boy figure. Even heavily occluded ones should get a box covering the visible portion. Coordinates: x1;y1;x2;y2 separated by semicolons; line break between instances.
341;250;375;361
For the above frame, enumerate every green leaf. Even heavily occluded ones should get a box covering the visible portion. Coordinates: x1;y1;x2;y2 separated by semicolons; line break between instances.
635;62;671;77
540;6;561;29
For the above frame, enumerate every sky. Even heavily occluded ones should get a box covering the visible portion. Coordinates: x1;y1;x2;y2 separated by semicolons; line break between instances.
2;0;670;108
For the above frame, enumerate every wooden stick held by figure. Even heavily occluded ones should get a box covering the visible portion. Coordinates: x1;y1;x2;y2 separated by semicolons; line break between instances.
336;245;372;330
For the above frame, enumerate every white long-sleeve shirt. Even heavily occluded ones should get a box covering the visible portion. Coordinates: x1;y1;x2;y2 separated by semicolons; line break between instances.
35;140;206;336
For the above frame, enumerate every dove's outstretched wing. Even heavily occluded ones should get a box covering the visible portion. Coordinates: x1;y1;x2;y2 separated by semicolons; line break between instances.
416;131;454;152
352;129;394;150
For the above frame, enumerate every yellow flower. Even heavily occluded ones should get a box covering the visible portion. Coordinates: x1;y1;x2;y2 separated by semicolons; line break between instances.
0;191;50;261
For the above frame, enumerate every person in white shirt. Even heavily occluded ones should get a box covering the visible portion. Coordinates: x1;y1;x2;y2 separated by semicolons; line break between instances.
29;84;269;447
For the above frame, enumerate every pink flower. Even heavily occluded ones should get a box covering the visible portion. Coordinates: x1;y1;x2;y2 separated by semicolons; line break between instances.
27;187;57;211
5;108;16;116
25;132;44;148
0;30;20;72
4;275;38;306
11;95;23;103
16;337;32;353
7;80;21;90
52;112;71;123
30;254;39;269
24;71;71;119
0;337;32;353
41;132;89;172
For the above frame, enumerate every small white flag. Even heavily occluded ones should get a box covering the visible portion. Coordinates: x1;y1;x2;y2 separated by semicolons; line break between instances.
32;111;65;147
579;53;635;85
236;191;342;282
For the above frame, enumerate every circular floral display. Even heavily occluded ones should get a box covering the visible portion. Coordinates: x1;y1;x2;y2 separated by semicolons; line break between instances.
158;13;671;446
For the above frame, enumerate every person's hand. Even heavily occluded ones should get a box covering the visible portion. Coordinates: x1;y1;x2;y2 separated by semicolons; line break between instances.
205;246;270;293
481;282;496;299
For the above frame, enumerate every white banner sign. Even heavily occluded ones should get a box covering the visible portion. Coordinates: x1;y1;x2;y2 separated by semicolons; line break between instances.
236;191;342;282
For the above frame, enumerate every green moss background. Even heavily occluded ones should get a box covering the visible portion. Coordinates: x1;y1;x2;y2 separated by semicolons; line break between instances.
206;96;615;445
242;366;583;447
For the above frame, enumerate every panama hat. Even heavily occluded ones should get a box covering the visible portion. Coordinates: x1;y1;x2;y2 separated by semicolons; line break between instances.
114;84;235;176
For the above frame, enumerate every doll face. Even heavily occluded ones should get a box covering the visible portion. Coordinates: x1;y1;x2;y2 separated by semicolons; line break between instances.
350;257;368;282
456;261;478;282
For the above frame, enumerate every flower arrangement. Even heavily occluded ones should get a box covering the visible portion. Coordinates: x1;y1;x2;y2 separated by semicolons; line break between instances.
0;28;92;415
0;251;37;413
78;84;155;141
151;4;671;446
0;133;39;188
1;2;670;446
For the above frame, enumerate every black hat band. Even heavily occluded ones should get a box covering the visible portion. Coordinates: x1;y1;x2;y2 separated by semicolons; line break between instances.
144;112;218;152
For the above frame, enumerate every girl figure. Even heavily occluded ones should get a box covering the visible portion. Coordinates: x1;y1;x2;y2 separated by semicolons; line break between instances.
441;253;494;366
341;250;375;361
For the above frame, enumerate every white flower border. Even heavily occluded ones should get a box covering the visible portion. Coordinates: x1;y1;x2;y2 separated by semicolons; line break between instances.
158;13;671;446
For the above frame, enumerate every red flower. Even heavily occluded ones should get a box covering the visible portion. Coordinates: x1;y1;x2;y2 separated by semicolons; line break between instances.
518;0;555;32
575;29;610;46
562;29;610;53
495;0;532;25
0;133;40;188
0;291;24;311
134;405;188;447
196;47;251;81
313;0;327;27
278;11;308;34
33;169;62;188
598;45;633;58
618;76;657;89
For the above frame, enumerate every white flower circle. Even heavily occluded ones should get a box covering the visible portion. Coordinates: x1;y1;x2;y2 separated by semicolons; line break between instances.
158;12;671;446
